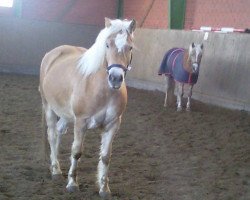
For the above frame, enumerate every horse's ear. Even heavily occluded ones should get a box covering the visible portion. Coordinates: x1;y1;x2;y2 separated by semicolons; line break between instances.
192;42;195;48
200;43;204;49
105;17;112;28
128;19;136;34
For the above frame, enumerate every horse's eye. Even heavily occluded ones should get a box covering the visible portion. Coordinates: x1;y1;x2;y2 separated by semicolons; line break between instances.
106;43;109;48
129;46;133;51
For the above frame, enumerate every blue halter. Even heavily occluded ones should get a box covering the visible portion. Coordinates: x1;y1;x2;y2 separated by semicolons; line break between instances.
106;54;133;76
107;64;128;73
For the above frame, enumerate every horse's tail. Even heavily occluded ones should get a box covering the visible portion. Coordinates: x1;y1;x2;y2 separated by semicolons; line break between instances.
158;51;169;75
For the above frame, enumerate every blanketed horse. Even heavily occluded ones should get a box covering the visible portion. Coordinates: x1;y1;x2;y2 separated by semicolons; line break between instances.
39;18;136;198
158;43;203;111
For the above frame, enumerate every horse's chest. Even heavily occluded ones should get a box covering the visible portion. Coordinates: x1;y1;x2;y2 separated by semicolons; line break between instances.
86;117;100;129
86;104;119;129
86;111;105;129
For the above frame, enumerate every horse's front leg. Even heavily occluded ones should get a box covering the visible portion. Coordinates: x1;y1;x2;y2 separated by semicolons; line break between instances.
176;82;184;111
66;118;86;192
186;85;193;111
97;117;121;198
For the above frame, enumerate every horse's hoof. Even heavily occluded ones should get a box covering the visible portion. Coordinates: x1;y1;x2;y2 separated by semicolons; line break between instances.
99;190;111;199
66;185;79;193
177;107;182;112
50;165;62;176
52;174;63;181
186;107;191;112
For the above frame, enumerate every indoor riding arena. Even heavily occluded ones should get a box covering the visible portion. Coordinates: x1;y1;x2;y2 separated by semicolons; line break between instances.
0;1;249;200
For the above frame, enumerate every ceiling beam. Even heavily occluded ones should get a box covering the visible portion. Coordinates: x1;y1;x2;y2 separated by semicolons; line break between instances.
14;0;23;18
140;0;155;27
55;0;78;22
116;0;123;19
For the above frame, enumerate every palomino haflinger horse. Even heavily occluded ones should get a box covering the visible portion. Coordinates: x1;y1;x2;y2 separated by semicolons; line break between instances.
158;43;203;111
39;18;136;198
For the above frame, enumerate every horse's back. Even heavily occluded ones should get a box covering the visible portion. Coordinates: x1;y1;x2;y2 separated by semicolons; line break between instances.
40;45;86;78
158;48;184;76
40;45;87;89
168;48;199;84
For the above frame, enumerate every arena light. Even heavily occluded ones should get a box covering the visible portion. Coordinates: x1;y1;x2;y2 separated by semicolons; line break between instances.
0;0;14;8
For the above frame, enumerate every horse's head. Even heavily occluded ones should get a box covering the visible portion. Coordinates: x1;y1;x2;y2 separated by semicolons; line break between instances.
105;18;136;89
188;43;203;73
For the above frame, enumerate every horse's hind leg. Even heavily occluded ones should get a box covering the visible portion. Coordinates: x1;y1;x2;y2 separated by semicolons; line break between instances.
186;85;193;111
164;76;170;107
176;82;184;111
164;76;175;107
44;105;62;176
97;117;121;198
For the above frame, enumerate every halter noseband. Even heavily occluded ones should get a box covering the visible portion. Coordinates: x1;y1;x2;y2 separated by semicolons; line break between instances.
107;64;128;73
106;54;133;76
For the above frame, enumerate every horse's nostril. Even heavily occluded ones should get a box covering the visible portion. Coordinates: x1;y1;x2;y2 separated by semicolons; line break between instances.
118;75;123;82
109;74;123;82
109;75;114;82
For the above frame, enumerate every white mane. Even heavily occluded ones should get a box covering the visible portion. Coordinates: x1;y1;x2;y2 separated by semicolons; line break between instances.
78;19;132;76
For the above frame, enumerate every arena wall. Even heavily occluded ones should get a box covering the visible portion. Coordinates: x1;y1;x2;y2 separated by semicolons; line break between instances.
127;28;250;111
0;17;249;111
0;17;101;74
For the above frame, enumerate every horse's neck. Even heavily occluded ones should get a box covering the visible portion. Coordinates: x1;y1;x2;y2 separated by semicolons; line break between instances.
183;49;193;73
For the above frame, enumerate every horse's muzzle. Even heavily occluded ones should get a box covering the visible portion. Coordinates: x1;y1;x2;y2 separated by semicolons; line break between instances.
107;64;127;89
108;74;123;89
192;63;199;73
